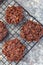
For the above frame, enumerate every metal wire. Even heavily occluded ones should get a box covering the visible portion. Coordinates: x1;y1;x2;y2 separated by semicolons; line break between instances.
0;0;43;65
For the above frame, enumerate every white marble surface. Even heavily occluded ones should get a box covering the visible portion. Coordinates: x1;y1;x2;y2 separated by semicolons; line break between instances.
0;0;43;65
16;0;43;65
18;38;43;65
16;0;43;25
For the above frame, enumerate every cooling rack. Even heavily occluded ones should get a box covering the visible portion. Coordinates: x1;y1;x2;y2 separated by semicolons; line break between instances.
0;0;43;65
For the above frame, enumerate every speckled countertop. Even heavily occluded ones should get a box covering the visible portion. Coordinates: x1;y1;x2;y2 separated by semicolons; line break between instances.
0;0;43;65
16;0;43;25
16;0;43;65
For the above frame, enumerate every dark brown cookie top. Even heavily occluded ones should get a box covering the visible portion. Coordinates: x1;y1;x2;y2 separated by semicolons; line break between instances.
20;20;43;42
0;21;8;41
5;6;24;24
2;38;25;62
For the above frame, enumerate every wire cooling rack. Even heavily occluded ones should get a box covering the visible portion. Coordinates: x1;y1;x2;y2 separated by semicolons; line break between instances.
0;0;43;65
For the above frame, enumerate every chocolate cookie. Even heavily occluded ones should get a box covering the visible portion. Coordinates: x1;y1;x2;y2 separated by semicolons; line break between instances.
2;38;25;62
0;21;8;41
5;6;24;24
20;20;43;42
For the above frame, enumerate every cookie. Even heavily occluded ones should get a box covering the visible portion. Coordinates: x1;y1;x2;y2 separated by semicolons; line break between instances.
5;6;24;24
2;38;25;62
20;20;43;41
0;21;8;41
